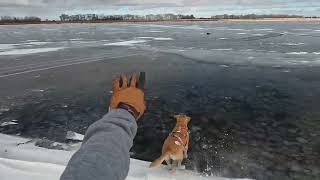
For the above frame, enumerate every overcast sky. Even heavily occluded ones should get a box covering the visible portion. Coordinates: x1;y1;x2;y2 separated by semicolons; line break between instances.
0;0;319;19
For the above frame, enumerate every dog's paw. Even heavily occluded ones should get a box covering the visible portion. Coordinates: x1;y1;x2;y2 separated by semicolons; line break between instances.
183;154;188;158
179;165;186;170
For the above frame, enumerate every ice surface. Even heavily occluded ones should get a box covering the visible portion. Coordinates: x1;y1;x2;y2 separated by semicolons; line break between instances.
0;133;253;180
105;40;148;46
0;47;64;56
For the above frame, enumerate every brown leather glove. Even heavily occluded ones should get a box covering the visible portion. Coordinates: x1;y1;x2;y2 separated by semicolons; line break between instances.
109;72;146;120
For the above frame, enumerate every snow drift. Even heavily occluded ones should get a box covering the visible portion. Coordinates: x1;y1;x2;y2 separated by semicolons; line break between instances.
0;133;252;180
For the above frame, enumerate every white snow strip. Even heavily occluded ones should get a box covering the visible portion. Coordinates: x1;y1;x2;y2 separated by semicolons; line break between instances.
24;42;50;45
314;30;320;32
219;65;229;68
66;131;84;141
280;42;304;46
0;47;64;56
0;133;253;180
69;38;84;41
148;30;164;33
219;38;228;40
211;49;233;51
0;121;18;127
26;40;38;42
312;52;320;55
253;29;273;31
292;29;311;31
236;33;247;35
31;89;45;92
252;34;264;36
105;40;148;46
0;44;17;50
137;37;155;39
286;52;308;55
226;29;247;31
153;37;173;41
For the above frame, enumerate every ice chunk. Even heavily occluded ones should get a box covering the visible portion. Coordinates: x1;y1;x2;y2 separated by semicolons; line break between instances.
0;121;18;127
66;131;84;141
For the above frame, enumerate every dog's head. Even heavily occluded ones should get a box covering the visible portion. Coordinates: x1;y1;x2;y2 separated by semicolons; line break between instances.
174;114;191;124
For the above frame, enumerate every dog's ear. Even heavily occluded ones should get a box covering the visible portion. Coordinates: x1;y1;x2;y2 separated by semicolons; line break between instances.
186;116;191;123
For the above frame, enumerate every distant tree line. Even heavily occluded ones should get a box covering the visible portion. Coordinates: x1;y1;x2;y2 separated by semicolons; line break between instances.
211;14;305;19
59;13;195;22
0;16;41;23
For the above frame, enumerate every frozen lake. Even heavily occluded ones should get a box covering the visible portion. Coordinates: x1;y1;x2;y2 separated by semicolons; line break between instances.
0;21;320;180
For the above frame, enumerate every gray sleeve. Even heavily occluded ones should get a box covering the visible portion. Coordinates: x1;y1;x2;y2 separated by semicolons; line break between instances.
60;109;137;180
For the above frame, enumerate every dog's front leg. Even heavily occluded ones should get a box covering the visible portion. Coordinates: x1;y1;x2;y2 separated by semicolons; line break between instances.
183;149;188;158
177;160;186;170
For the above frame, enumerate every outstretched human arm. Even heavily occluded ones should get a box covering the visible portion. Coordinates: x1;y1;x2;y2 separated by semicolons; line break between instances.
60;73;146;180
60;109;137;180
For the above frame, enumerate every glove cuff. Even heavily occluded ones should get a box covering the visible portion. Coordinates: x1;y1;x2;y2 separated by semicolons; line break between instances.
117;102;140;120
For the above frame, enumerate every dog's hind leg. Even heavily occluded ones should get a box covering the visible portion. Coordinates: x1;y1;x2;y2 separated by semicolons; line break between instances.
177;160;185;170
165;159;172;170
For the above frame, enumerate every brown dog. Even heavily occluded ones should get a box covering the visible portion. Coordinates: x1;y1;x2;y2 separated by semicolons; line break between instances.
149;114;191;170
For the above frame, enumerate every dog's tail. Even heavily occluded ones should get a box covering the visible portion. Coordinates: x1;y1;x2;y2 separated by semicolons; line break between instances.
149;152;169;168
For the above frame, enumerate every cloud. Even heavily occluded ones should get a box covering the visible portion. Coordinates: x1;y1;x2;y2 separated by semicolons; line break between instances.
0;0;319;19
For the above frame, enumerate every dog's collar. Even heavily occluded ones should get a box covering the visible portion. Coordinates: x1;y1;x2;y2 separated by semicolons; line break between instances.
170;131;188;147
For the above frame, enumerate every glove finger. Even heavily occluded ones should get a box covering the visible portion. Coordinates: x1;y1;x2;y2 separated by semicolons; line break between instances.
120;74;128;88
112;78;120;92
137;72;146;90
130;73;137;87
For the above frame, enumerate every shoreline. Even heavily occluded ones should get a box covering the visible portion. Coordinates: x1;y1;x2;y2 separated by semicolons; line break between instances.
1;18;320;25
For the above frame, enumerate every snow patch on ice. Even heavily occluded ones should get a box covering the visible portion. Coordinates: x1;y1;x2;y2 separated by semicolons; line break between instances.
105;40;148;46
225;29;247;31
280;42;304;46
312;52;320;55
211;48;233;51
292;29;311;31
153;37;173;41
148;30;164;33
69;38;84;41
26;40;38;42
0;47;64;56
253;29;273;31
0;44;17;50
236;33;247;35
286;52;308;55
24;42;50;45
252;34;265;36
31;89;45;92
137;37;155;39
